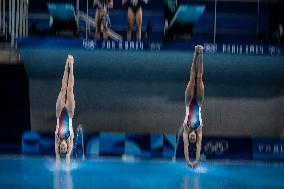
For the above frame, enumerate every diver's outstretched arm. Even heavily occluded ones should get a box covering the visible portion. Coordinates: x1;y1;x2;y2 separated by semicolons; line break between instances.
66;134;74;164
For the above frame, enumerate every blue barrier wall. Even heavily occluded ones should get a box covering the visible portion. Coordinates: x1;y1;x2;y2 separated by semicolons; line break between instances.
253;138;284;160
22;131;255;160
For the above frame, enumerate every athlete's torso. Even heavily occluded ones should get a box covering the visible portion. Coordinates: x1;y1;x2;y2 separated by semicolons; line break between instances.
98;0;108;6
55;107;73;140
96;0;109;11
183;97;202;131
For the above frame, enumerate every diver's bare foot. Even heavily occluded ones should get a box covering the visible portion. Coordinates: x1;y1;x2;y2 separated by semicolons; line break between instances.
67;55;74;64
197;45;203;54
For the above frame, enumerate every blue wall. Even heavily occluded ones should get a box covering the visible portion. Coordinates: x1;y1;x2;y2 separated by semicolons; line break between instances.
19;45;284;137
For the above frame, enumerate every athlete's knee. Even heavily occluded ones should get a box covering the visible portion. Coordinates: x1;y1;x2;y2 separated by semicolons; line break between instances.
190;67;196;77
127;23;133;32
196;74;203;82
67;86;73;94
128;20;134;30
189;75;196;85
60;86;67;94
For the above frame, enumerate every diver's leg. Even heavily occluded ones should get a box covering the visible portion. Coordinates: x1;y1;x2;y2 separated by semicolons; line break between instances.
95;10;101;40
127;7;135;41
103;23;109;40
66;55;75;118
185;46;199;105
56;58;69;117
135;7;142;41
195;45;204;105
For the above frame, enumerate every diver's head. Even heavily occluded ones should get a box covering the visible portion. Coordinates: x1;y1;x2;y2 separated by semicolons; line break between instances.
189;130;197;144
60;140;68;154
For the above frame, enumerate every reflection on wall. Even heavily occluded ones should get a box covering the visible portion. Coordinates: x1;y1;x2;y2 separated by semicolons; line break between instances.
21;48;284;137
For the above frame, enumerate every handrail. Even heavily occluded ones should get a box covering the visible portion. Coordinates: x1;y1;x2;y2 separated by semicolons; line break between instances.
79;11;122;41
1;0;28;48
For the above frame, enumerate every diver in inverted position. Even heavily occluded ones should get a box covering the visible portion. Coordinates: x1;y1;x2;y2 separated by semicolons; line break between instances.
55;55;75;165
182;45;204;169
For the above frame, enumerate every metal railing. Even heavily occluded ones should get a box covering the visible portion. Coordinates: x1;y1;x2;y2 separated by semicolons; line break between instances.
79;11;122;41
0;0;28;47
1;0;123;47
76;0;122;41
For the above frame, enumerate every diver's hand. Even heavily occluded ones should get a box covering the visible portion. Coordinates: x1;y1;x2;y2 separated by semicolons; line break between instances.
192;161;198;168
191;160;199;169
186;160;193;168
186;160;198;169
